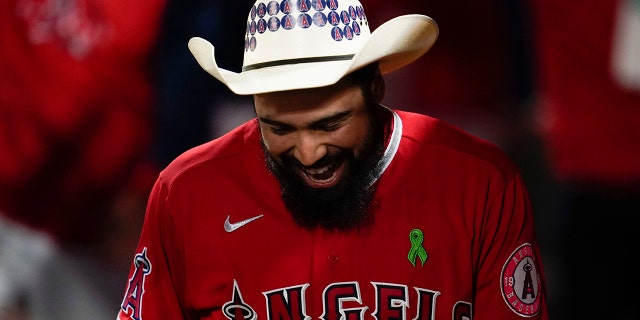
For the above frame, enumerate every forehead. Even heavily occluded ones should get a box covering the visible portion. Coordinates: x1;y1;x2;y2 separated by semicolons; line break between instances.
254;81;363;119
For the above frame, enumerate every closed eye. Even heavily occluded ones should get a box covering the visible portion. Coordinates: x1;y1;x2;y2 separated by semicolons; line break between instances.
269;124;294;135
310;121;343;132
309;110;352;132
259;110;352;135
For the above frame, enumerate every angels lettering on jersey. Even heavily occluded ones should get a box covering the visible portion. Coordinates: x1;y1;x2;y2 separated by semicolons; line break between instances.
119;242;542;319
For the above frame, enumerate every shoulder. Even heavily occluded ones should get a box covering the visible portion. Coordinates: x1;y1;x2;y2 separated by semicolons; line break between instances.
159;119;262;184
395;110;519;181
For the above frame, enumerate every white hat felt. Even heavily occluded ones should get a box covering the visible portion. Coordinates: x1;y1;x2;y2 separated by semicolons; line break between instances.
188;0;439;95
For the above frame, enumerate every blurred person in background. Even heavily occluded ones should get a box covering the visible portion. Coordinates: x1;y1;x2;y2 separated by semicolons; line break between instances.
0;0;166;319
526;0;640;318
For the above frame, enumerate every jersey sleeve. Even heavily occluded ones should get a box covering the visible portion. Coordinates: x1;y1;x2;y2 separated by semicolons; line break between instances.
473;172;549;319
117;175;188;320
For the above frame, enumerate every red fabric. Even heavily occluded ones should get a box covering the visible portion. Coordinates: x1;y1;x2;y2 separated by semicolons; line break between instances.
0;0;166;245
528;0;640;187
118;111;548;319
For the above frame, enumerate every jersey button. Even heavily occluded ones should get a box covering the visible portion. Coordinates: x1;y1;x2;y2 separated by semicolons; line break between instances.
328;252;339;264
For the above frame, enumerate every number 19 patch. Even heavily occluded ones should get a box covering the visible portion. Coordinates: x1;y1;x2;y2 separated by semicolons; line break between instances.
500;243;542;317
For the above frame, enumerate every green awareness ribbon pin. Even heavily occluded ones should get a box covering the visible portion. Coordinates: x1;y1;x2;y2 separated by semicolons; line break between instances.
408;228;428;267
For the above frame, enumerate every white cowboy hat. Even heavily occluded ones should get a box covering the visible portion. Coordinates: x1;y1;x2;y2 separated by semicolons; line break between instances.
188;0;438;95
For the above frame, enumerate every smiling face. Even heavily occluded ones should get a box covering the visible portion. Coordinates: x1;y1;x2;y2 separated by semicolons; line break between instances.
256;83;373;187
254;65;387;230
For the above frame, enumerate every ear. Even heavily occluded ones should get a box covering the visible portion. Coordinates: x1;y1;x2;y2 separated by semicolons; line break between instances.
371;68;385;103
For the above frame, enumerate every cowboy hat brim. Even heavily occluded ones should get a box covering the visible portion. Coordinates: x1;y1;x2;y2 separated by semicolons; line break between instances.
188;14;438;95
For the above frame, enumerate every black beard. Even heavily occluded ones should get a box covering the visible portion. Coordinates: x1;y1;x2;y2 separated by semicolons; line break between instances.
262;122;385;231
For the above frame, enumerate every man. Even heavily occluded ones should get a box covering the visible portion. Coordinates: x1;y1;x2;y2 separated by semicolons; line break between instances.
117;0;549;319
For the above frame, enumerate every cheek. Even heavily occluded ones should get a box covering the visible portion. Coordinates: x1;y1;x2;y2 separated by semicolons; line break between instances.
341;120;372;155
261;132;290;157
333;130;363;150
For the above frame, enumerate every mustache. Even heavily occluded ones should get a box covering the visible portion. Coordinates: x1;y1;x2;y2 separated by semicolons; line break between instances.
280;150;347;169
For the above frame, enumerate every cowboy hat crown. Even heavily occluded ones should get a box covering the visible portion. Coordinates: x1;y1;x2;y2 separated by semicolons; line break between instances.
188;0;438;95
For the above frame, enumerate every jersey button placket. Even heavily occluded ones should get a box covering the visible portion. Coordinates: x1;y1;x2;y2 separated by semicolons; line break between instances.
328;251;339;264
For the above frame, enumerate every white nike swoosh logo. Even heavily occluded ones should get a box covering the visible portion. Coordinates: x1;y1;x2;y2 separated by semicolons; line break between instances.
224;214;264;232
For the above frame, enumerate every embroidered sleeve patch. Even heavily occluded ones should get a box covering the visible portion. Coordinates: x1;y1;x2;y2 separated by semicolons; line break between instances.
500;243;542;317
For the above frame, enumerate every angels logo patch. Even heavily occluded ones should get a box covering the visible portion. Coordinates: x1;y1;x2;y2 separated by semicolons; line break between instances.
500;243;542;317
120;248;152;320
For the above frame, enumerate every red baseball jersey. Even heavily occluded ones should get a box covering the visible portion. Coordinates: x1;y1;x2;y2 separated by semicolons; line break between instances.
118;109;548;319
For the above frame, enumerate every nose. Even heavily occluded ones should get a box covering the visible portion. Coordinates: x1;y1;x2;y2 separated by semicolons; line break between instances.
292;132;327;166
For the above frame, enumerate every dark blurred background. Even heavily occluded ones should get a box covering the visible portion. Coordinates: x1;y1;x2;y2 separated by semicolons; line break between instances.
1;0;638;319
